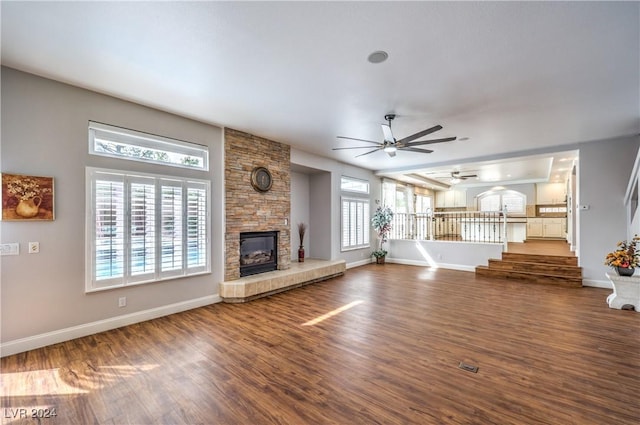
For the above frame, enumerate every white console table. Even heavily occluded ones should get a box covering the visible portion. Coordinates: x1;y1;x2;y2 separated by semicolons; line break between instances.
605;272;640;312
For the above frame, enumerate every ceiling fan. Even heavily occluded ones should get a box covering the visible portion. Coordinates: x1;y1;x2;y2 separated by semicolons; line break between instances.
333;114;457;158
426;170;479;184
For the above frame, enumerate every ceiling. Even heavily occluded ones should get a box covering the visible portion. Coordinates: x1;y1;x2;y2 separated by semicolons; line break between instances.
1;2;638;185
377;151;578;191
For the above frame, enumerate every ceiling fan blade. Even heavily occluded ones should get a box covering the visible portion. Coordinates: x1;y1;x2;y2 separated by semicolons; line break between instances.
399;147;434;154
381;124;394;143
332;145;383;150
460;174;478;178
337;136;381;145
355;148;382;158
396;125;443;144
403;136;457;147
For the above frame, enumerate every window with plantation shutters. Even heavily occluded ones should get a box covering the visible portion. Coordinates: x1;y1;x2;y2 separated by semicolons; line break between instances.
341;196;370;251
478;190;526;214
86;168;210;292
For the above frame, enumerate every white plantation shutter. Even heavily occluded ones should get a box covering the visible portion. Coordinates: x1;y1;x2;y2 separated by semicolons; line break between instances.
480;194;501;211
160;182;184;275
341;197;370;250
129;178;156;280
187;184;207;270
86;168;210;292
93;174;125;287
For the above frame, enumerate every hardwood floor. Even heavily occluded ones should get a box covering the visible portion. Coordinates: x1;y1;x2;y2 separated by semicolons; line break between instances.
507;239;574;256
2;264;639;424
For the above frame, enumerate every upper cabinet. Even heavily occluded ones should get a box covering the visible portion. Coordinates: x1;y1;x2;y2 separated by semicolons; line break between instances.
536;183;566;205
435;189;467;208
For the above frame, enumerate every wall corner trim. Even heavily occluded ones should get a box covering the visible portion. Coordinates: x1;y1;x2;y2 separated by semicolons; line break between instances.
0;295;221;358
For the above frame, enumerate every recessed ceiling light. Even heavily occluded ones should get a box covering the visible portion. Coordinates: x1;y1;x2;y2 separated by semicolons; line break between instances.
368;51;389;64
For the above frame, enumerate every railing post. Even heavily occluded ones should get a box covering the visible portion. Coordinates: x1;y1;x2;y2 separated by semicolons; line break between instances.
502;205;508;252
428;209;434;241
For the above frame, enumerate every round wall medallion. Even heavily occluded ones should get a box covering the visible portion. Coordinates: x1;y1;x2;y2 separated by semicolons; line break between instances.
251;167;273;192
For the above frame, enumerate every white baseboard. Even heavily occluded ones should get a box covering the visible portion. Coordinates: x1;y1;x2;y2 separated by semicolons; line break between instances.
0;295;221;358
346;258;373;269
582;279;613;289
386;257;476;272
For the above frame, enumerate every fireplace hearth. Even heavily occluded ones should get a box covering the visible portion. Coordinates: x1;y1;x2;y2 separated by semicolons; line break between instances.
240;231;278;277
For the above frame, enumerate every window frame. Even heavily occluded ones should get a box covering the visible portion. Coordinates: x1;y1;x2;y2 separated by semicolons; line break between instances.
89;121;209;171
477;189;526;214
86;167;211;293
340;176;370;194
340;196;371;251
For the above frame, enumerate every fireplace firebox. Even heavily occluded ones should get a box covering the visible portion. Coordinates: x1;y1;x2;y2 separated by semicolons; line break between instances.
239;231;278;277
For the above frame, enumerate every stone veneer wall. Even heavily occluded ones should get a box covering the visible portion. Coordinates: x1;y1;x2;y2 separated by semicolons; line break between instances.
225;128;291;281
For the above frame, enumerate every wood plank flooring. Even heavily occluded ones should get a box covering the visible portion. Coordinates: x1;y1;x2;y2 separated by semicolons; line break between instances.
507;239;575;256
2;264;639;424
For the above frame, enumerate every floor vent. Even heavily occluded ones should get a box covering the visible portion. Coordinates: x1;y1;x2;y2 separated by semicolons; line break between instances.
458;362;479;373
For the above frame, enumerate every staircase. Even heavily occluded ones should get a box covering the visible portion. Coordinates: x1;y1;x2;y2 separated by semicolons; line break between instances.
475;251;582;288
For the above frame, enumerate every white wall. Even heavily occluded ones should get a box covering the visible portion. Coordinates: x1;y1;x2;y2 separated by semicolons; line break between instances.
0;68;225;353
388;239;504;271
578;135;640;287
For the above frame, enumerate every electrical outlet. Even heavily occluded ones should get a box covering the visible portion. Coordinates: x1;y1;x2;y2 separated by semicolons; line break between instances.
28;242;40;254
118;297;126;307
0;243;19;256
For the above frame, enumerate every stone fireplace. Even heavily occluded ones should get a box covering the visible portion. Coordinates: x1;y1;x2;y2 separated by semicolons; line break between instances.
240;231;278;277
220;128;346;302
224;128;291;281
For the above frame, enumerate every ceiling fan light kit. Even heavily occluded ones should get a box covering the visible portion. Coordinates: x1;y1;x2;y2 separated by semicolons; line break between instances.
334;114;458;159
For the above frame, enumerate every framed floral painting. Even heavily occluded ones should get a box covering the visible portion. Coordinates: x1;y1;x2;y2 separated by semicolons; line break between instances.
1;173;54;221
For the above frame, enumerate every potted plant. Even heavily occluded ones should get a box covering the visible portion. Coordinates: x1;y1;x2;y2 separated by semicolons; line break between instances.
371;206;394;264
604;235;640;311
604;235;640;276
298;222;307;262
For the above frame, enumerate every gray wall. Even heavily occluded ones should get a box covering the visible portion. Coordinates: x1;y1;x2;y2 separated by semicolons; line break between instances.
578;135;640;286
1;68;225;344
291;149;381;266
290;171;310;260
310;172;332;260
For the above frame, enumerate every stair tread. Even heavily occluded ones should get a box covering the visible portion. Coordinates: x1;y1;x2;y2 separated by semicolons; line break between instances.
488;259;581;268
502;253;577;259
476;266;582;280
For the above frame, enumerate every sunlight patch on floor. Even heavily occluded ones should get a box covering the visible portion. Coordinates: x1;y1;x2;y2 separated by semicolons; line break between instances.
302;300;364;326
0;363;159;397
1;368;90;396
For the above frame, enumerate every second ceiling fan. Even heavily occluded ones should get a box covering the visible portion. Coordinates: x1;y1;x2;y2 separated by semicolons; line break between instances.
333;114;457;158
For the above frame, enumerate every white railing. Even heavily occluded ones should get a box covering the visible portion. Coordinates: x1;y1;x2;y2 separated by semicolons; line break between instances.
390;210;508;250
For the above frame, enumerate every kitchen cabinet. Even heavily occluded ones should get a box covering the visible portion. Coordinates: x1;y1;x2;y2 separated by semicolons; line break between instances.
435;189;467;208
527;218;543;237
527;217;566;238
536;183;566;205
543;218;565;238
